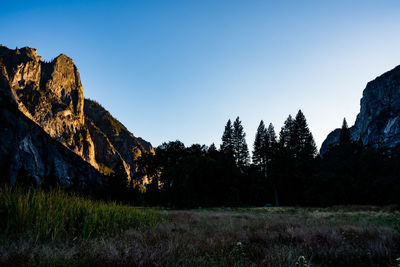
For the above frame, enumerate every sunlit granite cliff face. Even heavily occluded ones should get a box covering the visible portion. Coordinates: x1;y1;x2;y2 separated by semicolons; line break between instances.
0;45;153;184
321;65;400;155
0;49;99;186
0;46;97;167
84;99;154;180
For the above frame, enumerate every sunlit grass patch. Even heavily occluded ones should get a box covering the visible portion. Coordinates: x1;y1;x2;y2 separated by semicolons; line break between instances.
0;185;161;241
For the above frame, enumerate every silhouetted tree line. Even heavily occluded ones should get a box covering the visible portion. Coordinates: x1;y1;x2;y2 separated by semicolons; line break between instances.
3;111;400;207
132;111;400;208
307;119;400;206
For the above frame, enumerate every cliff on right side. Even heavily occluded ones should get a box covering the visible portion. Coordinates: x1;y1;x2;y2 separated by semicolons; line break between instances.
321;65;400;155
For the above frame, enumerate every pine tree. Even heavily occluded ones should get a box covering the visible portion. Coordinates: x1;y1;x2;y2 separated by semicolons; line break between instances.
233;117;249;168
267;123;277;145
279;115;294;150
263;123;277;166
253;122;277;178
108;161;129;201
221;119;234;154
253;120;266;166
293;110;317;159
208;143;217;153
339;118;351;145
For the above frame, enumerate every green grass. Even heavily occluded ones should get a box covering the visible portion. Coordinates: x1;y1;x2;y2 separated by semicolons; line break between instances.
0;185;161;241
1;186;400;266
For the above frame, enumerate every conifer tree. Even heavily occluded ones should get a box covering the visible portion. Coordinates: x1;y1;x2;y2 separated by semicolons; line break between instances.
108;161;129;200
267;123;277;145
263;123;277;166
279;115;294;150
253;120;266;166
233;117;249;168
293;110;317;159
221;119;234;154
339;118;351;145
208;143;217;153
253;122;277;177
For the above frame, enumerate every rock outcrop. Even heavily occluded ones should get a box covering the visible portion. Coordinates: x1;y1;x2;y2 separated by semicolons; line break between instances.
0;59;100;187
321;65;400;154
84;99;154;179
0;45;153;184
0;46;97;167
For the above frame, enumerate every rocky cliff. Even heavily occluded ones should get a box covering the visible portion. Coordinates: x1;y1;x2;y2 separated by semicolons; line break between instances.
0;45;153;184
84;99;154;179
0;46;97;167
321;65;400;154
0;59;100;187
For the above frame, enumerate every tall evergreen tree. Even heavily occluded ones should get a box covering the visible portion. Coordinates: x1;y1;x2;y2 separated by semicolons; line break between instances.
208;143;217;153
263;123;277;170
274;112;316;206
261;123;277;177
253;120;266;166
221;119;234;154
267;123;277;145
293;110;317;159
279;115;294;150
100;160;130;201
233;117;250;168
339;118;351;145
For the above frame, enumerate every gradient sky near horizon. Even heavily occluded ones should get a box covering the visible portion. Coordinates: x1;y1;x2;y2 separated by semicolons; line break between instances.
2;0;400;150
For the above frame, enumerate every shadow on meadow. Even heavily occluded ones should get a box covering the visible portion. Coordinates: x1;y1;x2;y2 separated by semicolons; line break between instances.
1;186;400;266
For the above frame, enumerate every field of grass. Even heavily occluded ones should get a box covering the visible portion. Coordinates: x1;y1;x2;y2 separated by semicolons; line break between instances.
1;186;400;266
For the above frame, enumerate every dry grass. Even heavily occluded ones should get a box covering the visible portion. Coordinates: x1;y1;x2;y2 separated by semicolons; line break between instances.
1;187;400;266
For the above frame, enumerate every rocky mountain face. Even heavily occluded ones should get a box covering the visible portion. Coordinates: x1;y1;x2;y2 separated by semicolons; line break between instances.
321;65;400;155
0;45;153;184
84;99;154;180
0;59;99;187
0;46;97;167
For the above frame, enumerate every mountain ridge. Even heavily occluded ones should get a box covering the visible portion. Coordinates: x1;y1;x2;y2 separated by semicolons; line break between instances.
321;64;400;154
0;44;153;184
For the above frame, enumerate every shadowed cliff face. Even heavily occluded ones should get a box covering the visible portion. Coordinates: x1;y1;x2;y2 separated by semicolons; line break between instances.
321;65;400;155
84;99;155;180
0;45;153;183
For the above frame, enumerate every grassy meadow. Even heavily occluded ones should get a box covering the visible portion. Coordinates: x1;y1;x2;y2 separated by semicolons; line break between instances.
1;186;400;266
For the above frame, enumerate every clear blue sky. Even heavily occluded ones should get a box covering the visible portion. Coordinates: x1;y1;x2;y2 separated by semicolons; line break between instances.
2;0;400;151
